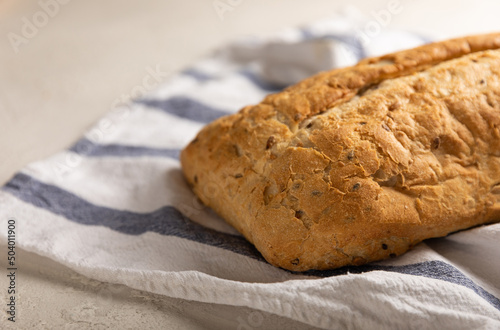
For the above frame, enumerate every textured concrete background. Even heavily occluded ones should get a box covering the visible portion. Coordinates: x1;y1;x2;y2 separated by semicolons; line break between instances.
1;0;500;328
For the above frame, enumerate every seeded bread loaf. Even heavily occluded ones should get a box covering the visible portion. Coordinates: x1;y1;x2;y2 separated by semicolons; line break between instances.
181;33;500;271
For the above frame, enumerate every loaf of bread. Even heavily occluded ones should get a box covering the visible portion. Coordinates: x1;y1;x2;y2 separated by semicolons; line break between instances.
181;33;500;271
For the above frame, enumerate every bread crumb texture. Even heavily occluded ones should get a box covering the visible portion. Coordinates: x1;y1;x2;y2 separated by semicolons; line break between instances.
181;34;500;271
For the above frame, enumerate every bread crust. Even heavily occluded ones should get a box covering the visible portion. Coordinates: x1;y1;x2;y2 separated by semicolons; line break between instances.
181;33;500;271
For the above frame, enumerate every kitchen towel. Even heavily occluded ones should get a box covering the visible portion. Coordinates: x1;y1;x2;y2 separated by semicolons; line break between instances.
1;8;499;329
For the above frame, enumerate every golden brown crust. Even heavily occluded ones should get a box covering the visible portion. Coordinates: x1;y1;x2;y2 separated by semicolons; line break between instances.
181;33;500;271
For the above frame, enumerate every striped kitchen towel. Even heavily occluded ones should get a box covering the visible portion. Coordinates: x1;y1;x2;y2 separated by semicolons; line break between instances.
1;9;499;329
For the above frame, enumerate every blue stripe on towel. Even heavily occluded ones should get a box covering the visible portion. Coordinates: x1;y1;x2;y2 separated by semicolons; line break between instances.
181;68;215;82
182;68;285;92
305;261;500;311
3;173;263;261
390;260;500;310
3;173;499;310
70;138;180;159
238;69;286;91
137;96;230;123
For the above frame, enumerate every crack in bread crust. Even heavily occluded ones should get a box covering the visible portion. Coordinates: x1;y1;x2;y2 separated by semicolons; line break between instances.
181;34;500;271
